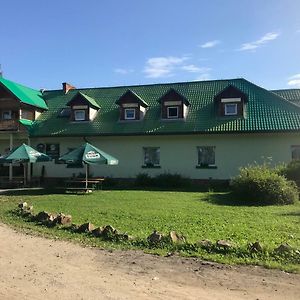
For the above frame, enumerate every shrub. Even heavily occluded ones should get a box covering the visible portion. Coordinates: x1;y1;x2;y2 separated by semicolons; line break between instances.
135;173;154;187
153;173;191;188
279;160;300;187
231;164;298;205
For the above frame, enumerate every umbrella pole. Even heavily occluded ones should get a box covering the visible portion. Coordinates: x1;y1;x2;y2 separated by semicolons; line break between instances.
23;163;26;187
85;163;88;190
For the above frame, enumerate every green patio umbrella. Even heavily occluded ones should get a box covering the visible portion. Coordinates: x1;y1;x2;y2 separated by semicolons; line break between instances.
0;143;51;186
59;143;118;189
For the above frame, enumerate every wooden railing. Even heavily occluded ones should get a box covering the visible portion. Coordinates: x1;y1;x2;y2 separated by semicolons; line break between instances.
0;119;20;131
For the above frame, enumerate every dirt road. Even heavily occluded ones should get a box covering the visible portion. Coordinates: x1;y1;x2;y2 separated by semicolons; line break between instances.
0;223;299;300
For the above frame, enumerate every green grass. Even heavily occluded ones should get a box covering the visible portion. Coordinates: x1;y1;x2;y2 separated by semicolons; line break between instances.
0;190;299;272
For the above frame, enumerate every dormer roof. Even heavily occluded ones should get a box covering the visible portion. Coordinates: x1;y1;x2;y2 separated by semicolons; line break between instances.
66;92;100;110
115;89;149;107
158;88;190;106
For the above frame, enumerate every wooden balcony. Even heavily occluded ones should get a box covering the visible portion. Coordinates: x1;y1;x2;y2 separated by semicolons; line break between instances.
0;119;20;131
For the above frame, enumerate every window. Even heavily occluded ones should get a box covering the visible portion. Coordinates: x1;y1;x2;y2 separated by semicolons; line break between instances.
125;108;135;120
167;106;179;118
2;110;12;120
143;147;160;167
224;103;237;116
197;146;216;167
74;110;86;121
291;145;300;160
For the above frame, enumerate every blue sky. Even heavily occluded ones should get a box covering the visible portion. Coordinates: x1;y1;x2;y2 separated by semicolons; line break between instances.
1;0;300;90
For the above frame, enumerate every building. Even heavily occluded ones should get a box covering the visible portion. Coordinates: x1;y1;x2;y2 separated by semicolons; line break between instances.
0;76;300;181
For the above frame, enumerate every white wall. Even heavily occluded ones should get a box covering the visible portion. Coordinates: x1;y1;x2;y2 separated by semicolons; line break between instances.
29;132;300;180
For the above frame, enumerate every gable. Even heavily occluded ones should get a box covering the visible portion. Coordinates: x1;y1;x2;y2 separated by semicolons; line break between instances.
0;77;48;110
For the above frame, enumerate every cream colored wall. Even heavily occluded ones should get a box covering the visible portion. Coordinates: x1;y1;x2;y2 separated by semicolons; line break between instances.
30;132;300;180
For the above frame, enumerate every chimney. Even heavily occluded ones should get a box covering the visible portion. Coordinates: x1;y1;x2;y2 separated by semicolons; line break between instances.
62;82;76;94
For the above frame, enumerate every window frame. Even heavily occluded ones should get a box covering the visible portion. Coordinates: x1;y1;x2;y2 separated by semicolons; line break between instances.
74;109;86;121
224;103;238;116
143;147;160;168
2;110;12;120
167;106;179;119
124;108;136;120
291;145;300;161
197;146;216;168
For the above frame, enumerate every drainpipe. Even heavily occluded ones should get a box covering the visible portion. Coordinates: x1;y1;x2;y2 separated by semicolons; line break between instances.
9;133;13;181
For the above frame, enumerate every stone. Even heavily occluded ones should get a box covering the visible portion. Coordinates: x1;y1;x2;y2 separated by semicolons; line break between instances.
101;225;118;240
197;239;213;249
216;240;233;249
55;213;72;225
77;222;95;233
275;243;292;254
18;202;27;209
168;231;186;244
147;230;164;244
92;227;104;237
117;233;135;241
249;241;263;253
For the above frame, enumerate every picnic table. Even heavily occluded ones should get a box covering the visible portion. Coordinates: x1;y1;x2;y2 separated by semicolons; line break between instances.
61;177;105;194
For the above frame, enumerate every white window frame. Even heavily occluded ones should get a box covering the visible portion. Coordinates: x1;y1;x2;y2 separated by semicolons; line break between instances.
167;106;179;119
74;110;86;121
143;147;160;167
125;108;136;120
291;145;300;160
197;146;216;167
2;110;12;120
224;103;237;116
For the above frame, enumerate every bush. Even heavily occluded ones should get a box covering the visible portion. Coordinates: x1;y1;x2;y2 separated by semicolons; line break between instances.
153;173;190;188
135;173;191;189
279;160;300;187
231;164;298;205
135;173;154;187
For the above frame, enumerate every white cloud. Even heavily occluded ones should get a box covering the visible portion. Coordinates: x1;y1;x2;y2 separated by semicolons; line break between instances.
288;74;300;88
114;68;134;75
200;40;220;48
239;32;280;51
144;56;188;78
194;73;211;81
182;65;211;73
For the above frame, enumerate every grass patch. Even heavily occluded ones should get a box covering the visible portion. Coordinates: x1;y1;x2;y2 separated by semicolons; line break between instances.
0;190;299;272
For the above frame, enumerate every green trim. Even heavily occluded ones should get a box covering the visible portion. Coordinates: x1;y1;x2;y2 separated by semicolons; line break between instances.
0;77;48;110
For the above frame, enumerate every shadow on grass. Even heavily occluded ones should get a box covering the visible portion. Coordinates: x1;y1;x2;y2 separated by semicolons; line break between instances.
0;188;67;196
203;192;264;207
280;211;300;217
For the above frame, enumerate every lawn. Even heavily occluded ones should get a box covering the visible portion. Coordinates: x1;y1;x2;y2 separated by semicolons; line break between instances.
0;190;299;272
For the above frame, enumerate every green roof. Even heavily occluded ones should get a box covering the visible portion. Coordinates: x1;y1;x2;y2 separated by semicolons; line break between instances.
0;77;48;110
271;89;300;106
30;78;300;137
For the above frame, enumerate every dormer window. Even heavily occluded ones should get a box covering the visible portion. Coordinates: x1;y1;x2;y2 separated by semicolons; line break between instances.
224;103;237;115
66;92;100;122
74;109;86;121
158;88;190;120
116;90;149;121
125;108;136;120
167;106;179;118
214;85;247;118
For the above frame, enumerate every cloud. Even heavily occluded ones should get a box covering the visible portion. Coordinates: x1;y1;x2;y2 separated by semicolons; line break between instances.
287;74;300;88
200;40;220;48
194;73;211;81
114;68;134;75
239;32;280;51
144;56;188;78
182;65;211;73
